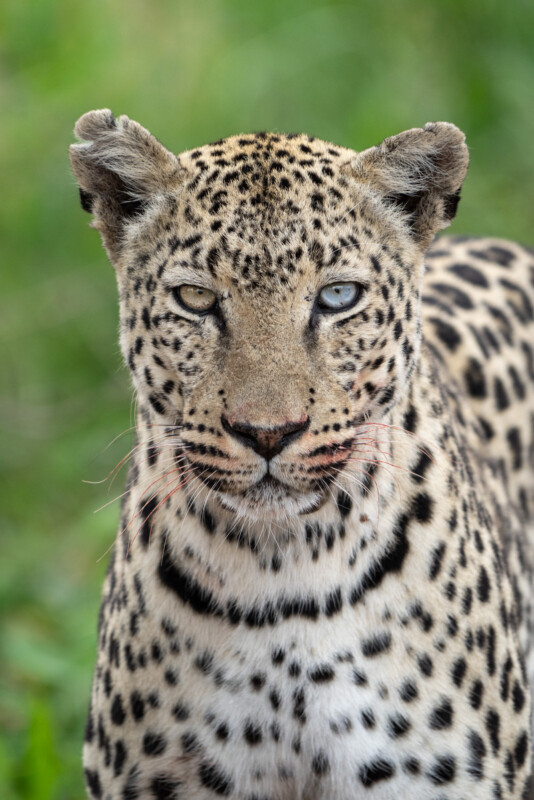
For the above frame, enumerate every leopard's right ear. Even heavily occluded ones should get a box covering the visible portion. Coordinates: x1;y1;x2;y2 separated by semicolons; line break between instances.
70;110;184;260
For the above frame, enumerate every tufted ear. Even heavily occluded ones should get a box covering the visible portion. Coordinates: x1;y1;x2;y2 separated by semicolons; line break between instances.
70;109;183;260
350;122;469;247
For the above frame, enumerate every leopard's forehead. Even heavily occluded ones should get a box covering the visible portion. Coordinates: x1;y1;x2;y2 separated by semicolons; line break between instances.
148;133;381;295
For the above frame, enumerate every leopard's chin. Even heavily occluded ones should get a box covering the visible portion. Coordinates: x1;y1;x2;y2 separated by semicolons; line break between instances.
215;474;329;521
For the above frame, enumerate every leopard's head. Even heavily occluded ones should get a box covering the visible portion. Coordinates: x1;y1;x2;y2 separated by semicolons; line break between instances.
71;111;468;521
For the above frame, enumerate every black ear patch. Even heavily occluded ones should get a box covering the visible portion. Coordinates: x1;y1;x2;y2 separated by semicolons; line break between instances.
79;188;94;213
443;188;462;221
78;184;143;218
385;190;425;228
119;193;145;219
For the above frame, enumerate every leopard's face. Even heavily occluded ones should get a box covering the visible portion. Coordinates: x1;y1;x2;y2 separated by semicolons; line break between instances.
71;114;467;520
116;134;424;520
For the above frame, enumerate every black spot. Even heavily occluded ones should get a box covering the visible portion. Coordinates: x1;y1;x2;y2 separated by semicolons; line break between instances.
84;711;95;743
292;687;306;724
449;262;489;287
352;668;368;686
150;775;180;800
199;505;216;535
469;679;484;710
324;587;342;616
430;280;473;308
447;614;458;637
451;657;467;687
164;669;178;686
215;722;229;740
111;694;126;725
84;768;102;798
359;759;395;787
244;720;262;745
149;394;166;416
130;691;145;720
142;306;151;330
403;404;418;432
336;490;352;518
311;750;330;777
143;731;167;756
494;377;510;411
269;688;281;711
477;566;491;602
195;650;214;674
427;755;456;785
388;713;411;738
411;492;433;523
417;653;433;677
506;427;522;470
485;708;500;754
199;761;233;796
172;702;190;721
465;357;487;398
429;317;461;351
429;698;453;730
139;496;159;549
113;740;127;777
361;708;375;729
462;586;473;615
467;729;486;780
181;731;198;753
370;255;382;272
399;679;418;702
250;672;266;691
412;450;432;483
403;757;421;775
429;542;446;580
270;554;281;572
469;245;515;267
508;365;526;400
512;681;526;713
308;664;335;683
514;730;528;767
361;631;391;657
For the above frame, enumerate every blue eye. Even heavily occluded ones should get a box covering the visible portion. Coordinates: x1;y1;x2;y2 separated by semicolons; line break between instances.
317;282;361;311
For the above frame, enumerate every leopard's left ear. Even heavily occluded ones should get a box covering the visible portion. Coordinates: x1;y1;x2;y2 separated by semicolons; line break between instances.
350;122;469;247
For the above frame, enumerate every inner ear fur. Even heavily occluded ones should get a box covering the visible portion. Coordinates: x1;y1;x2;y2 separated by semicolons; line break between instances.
350;122;469;247
69;109;183;260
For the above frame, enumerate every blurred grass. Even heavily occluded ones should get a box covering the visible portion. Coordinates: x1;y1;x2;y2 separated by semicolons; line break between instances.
1;0;533;796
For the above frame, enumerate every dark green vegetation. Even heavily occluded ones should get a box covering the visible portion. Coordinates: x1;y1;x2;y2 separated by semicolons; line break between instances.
1;0;533;796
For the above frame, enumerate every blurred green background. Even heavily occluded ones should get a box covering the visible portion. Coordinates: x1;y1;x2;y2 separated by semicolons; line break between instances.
1;0;533;797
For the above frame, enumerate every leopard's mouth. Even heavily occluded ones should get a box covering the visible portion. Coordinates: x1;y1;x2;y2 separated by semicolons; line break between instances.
215;472;330;520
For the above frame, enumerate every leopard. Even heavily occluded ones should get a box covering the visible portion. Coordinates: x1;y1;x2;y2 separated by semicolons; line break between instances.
70;109;534;799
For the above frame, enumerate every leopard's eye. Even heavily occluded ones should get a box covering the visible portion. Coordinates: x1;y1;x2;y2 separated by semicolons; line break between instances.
173;285;217;313
317;282;361;312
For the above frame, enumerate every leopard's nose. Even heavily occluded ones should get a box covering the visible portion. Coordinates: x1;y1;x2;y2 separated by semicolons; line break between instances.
221;415;310;460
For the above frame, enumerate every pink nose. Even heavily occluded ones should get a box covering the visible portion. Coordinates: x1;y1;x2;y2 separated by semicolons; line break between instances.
221;415;310;460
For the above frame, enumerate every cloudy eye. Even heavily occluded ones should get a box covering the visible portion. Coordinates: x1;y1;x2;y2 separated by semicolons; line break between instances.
317;282;361;312
173;285;217;313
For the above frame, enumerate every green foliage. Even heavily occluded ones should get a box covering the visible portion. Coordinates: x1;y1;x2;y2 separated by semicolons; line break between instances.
1;0;533;796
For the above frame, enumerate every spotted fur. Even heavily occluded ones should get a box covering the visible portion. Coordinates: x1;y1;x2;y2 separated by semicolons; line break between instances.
71;111;533;799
